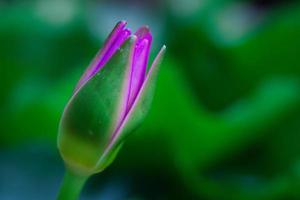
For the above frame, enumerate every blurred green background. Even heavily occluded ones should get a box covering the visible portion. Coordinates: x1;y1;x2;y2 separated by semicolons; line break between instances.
1;0;300;199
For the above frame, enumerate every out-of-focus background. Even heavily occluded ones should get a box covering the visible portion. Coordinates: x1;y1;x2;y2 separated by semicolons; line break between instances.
1;0;300;199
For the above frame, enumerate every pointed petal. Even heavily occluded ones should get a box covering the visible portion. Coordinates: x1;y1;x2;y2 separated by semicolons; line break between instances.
135;26;152;45
99;28;131;69
75;21;131;92
95;45;166;171
127;27;153;110
58;36;137;175
127;39;150;109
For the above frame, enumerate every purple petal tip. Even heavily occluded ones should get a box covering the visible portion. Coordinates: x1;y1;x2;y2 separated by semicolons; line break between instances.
118;20;127;25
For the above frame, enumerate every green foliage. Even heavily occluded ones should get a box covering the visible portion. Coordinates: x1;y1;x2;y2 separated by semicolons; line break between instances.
1;0;300;199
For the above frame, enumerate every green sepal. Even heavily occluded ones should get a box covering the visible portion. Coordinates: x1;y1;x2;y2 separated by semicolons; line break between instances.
94;46;166;172
58;36;136;176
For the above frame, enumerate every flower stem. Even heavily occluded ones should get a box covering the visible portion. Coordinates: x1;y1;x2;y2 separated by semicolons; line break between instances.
57;169;89;200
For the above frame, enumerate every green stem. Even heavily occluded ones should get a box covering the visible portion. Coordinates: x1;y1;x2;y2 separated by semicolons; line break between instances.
57;169;89;200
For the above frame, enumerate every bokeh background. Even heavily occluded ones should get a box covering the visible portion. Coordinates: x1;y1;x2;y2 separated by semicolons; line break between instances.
1;0;300;199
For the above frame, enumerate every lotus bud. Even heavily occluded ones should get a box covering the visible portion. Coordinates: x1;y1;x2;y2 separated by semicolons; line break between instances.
58;21;166;176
